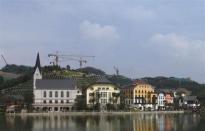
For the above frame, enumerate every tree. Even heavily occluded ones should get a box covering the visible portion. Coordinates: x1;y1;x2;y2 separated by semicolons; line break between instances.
23;92;33;111
0;76;4;84
75;95;87;110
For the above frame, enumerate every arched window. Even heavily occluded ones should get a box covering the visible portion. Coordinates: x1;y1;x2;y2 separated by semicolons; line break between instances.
61;91;64;97
67;91;69;97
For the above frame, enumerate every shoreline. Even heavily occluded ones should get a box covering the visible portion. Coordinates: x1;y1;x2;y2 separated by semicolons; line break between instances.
5;111;185;116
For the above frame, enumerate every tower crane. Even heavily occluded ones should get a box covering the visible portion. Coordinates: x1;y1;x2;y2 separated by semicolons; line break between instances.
48;52;95;68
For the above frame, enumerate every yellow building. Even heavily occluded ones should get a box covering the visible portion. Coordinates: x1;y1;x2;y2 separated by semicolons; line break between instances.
122;80;157;106
86;77;120;109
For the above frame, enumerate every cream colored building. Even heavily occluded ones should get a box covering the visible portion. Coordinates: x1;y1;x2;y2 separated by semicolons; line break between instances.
86;77;120;108
122;80;157;108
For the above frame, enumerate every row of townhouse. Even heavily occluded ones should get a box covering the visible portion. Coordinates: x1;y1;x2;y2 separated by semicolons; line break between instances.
121;81;175;110
121;81;200;110
32;53;200;112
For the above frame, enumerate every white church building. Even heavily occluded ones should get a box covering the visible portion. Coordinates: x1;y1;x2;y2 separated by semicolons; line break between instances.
33;53;82;112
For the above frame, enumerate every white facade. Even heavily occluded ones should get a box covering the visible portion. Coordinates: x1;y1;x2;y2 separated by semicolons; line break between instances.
86;84;120;106
157;93;165;107
33;58;82;111
34;89;81;105
33;78;82;111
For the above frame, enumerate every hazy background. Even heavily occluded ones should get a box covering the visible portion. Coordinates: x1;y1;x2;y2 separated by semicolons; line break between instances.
0;0;205;83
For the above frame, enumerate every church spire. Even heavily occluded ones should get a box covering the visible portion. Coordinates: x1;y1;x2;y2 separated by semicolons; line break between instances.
33;52;42;89
34;52;41;72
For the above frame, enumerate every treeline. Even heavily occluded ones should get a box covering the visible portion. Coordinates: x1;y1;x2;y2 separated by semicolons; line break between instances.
141;77;205;97
1;64;33;74
0;73;33;90
0;64;34;90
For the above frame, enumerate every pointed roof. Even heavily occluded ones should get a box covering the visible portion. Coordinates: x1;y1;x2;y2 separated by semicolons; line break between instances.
95;76;112;84
34;52;41;72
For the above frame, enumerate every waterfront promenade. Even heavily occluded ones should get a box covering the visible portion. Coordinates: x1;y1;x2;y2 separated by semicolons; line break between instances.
6;111;185;116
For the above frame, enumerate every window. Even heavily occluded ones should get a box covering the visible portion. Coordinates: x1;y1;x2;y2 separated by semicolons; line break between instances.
43;100;46;103
49;91;52;97
101;99;107;104
61;91;64;97
100;92;107;98
61;100;64;103
66;100;69;103
49;100;52;103
55;100;58;103
43;91;46;98
89;93;94;96
67;91;69;97
55;91;58;97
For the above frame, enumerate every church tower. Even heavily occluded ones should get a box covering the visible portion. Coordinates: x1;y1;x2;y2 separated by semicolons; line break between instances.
33;52;42;89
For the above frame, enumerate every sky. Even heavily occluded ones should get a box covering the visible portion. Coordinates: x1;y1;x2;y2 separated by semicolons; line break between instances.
0;0;205;83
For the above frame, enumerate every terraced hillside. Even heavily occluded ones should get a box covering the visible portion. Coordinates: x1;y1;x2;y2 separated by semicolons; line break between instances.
0;71;20;80
1;80;33;95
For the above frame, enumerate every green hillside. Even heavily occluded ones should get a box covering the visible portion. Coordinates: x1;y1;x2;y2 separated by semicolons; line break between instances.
141;77;205;97
1;65;205;100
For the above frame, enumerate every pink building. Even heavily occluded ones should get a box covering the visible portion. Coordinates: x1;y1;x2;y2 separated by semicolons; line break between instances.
165;93;174;104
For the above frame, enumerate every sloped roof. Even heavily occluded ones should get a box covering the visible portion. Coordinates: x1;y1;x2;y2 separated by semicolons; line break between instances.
122;80;152;90
183;96;198;101
133;80;148;85
95;76;112;84
36;79;77;90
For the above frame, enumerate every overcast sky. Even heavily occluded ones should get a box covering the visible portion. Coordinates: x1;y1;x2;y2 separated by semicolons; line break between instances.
0;0;205;83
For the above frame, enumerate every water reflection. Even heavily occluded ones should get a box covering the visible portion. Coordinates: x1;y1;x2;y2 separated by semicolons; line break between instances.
0;113;203;131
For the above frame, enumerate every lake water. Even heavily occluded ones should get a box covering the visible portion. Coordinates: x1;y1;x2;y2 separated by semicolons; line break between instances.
0;113;205;131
